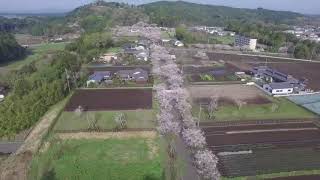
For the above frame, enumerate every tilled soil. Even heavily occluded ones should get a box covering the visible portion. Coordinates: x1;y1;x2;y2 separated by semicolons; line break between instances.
64;88;153;111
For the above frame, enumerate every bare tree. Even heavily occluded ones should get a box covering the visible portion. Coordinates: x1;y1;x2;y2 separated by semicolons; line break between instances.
114;113;127;131
235;99;246;110
74;105;84;117
271;103;279;113
208;97;219;120
87;113;98;131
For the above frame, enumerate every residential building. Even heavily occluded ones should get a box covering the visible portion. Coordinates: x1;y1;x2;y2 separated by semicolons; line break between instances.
123;42;149;61
97;53;118;63
235;35;257;50
136;51;149;61
263;82;294;95
252;66;306;95
115;68;149;83
87;71;112;86
252;66;288;82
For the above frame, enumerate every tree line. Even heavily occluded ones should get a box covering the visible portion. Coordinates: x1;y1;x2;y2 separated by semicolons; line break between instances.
0;32;26;63
0;32;115;138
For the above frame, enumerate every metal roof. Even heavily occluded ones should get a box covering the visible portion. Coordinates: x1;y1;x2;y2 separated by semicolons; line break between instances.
269;82;293;89
89;71;111;81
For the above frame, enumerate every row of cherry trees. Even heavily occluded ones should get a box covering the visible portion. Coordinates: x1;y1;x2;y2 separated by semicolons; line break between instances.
150;41;220;179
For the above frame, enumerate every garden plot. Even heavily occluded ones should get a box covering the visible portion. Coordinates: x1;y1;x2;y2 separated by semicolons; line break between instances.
185;63;242;83
57;88;157;132
188;85;316;121
64;88;153;111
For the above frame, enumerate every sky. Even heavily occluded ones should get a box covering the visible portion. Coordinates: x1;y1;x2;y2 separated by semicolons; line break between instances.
0;0;319;14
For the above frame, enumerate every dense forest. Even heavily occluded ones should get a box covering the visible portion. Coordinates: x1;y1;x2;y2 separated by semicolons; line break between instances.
0;32;26;63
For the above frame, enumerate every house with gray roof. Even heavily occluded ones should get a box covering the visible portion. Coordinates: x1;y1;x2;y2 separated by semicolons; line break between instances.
252;66;306;95
86;71;112;87
115;68;149;83
263;82;294;95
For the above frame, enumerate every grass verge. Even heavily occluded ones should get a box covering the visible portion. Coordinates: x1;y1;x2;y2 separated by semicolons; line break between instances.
193;97;317;122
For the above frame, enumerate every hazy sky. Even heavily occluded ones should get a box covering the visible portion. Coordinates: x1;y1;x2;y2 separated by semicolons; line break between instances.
0;0;319;14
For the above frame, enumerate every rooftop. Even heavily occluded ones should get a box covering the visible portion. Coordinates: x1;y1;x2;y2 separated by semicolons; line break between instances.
269;82;293;89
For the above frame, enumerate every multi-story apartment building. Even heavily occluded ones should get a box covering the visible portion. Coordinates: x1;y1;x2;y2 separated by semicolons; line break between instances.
235;35;257;50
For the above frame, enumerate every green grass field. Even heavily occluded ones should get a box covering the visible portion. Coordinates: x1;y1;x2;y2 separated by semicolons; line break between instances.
0;42;67;79
29;138;164;180
193;98;317;122
54;109;157;131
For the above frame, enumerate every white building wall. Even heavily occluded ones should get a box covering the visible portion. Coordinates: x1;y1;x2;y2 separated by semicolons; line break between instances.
271;88;293;95
249;39;257;50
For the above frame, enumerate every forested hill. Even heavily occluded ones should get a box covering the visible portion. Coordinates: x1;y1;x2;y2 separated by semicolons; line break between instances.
65;2;148;33
0;32;26;63
141;1;306;27
0;1;312;35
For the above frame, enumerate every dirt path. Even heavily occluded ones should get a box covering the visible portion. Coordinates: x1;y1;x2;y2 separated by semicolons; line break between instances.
56;131;157;140
0;99;67;180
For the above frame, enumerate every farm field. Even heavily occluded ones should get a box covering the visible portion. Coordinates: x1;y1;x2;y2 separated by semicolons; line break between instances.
185;63;241;83
54;109;157;131
200;121;320;178
207;52;320;90
29;138;164;180
189;85;316;121
85;64;151;74
64;88;153;111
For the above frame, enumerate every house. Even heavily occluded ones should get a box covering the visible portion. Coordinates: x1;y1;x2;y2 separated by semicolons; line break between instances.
97;53;118;63
137;39;150;49
87;71;112;86
263;82;294;95
252;66;289;82
115;68;149;83
135;51;149;61
252;66;306;95
235;35;257;50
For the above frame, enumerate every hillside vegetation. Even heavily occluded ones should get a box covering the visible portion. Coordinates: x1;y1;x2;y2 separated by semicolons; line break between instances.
141;1;306;27
0;32;26;63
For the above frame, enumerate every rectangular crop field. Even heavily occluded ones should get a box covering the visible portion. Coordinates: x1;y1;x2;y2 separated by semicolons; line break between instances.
64;89;153;111
201;121;320;178
54;110;157;131
29;138;164;180
189;85;316;121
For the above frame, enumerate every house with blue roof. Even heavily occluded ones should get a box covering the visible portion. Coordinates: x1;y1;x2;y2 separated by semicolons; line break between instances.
86;71;112;87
